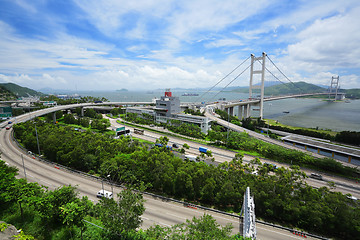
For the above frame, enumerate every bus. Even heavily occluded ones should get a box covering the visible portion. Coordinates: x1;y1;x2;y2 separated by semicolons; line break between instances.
134;128;144;135
117;129;131;136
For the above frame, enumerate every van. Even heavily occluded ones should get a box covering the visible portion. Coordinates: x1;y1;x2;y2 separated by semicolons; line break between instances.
310;173;323;180
96;190;113;199
184;154;198;162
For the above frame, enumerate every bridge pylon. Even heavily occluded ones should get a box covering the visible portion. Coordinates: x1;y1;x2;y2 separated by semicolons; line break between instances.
249;52;266;119
328;76;339;101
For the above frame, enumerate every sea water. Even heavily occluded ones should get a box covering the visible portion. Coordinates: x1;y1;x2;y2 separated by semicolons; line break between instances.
78;90;360;132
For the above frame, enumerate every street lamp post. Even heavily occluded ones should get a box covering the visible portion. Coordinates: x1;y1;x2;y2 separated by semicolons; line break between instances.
34;122;41;156
21;154;27;179
107;174;113;195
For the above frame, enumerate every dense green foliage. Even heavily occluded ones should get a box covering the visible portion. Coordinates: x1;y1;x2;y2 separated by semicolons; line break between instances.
335;131;360;145
125;112;155;125
268;124;334;140
0;160;246;239
184;108;205;116
344;88;360;99
167;120;206;139
12;121;360;239
0;85;17;100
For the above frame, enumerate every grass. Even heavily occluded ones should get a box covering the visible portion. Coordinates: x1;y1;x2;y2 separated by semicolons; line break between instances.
265;119;338;136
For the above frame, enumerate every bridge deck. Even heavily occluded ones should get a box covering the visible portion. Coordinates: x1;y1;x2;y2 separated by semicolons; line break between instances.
282;135;360;159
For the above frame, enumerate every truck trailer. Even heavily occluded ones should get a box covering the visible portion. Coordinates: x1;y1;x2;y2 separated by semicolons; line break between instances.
199;147;208;153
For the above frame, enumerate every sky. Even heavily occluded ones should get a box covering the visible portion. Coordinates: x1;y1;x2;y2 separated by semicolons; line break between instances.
0;0;360;92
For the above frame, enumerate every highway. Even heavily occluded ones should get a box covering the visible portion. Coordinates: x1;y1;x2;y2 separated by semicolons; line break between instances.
0;110;322;239
108;118;360;200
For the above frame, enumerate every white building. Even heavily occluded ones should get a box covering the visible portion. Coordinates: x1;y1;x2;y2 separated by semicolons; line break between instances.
126;89;211;134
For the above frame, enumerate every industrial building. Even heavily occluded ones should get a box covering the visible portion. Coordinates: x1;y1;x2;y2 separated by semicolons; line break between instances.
126;89;211;133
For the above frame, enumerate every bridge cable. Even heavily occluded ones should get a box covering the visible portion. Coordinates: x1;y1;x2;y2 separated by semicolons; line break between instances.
253;58;294;93
209;63;252;102
266;55;305;93
194;55;251;103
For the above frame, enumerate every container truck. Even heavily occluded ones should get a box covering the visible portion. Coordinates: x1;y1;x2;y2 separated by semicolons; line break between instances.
199;147;208;153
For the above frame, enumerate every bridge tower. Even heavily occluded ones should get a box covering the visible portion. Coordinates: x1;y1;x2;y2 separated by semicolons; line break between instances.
249;52;266;119
329;76;339;101
240;187;256;239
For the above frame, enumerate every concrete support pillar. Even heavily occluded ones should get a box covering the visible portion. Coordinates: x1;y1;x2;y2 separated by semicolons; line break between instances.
238;106;243;119
244;104;250;118
81;107;84;117
229;107;234;116
52;112;56;124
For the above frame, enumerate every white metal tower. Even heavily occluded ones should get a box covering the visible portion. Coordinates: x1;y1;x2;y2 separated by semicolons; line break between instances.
240;187;257;239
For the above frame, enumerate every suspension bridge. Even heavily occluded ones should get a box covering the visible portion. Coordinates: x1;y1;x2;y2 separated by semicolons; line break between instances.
194;52;344;119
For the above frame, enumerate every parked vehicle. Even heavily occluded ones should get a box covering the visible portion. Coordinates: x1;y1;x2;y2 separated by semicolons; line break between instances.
184;154;198;162
199;147;208;153
172;143;179;148
96;189;113;199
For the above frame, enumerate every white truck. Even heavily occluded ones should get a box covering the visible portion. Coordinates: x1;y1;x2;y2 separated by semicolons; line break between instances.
184;154;198;162
96;189;113;199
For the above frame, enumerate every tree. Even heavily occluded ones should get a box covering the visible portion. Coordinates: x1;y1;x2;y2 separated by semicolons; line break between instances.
146;214;235;240
156;136;169;146
7;178;43;220
98;188;145;236
183;143;190;149
60;197;92;240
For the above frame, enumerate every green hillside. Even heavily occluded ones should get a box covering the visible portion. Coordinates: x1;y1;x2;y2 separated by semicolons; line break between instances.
0;85;17;100
0;83;44;97
232;81;326;95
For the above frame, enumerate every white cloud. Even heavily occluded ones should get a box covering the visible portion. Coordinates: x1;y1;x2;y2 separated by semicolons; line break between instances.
205;38;243;48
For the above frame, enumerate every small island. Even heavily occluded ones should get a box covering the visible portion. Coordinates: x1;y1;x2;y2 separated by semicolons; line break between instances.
116;88;128;92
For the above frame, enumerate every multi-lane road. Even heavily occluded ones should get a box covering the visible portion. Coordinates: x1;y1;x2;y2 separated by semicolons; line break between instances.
1;106;354;239
0;123;318;239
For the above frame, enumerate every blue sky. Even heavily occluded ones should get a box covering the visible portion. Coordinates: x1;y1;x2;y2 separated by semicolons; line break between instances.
0;0;359;91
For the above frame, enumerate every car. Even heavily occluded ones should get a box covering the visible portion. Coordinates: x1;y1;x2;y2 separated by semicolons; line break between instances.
149;124;155;127
96;189;113;199
310;173;323;180
8;121;12;124
172;143;179;148
264;162;278;170
5;126;10;130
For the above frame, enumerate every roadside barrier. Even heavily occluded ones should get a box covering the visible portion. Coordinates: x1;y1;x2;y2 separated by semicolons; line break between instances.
10;130;329;240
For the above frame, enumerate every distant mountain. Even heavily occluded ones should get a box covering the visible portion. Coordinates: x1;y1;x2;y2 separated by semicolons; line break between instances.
231;81;326;95
343;88;360;99
0;83;45;97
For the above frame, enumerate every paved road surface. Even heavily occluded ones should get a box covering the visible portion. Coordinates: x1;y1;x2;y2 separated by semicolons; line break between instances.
0;119;320;239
